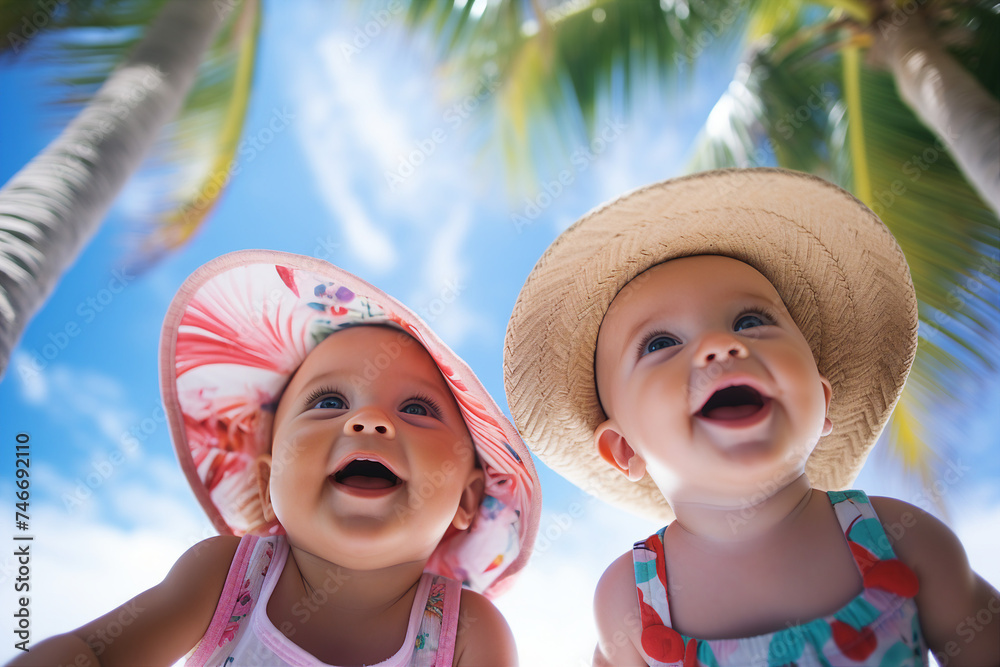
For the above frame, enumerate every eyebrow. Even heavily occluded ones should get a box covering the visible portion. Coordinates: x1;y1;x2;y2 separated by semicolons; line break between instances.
615;290;781;346
296;368;453;401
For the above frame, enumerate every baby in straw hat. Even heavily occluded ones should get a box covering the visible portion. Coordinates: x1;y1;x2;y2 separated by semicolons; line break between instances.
504;169;998;667
12;251;539;667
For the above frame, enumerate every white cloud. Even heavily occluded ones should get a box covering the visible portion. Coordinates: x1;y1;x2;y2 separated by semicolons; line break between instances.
495;499;661;666
0;489;213;665
408;203;492;347
288;23;408;273
10;350;48;403
15;362;136;450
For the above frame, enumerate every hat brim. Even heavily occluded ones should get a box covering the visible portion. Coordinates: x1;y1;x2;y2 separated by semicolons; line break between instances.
162;250;540;597
504;169;917;522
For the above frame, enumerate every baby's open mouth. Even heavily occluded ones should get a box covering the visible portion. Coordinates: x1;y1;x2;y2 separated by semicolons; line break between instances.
698;385;768;420
332;459;401;490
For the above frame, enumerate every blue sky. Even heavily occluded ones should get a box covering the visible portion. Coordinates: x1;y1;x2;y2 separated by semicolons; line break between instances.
1;3;998;664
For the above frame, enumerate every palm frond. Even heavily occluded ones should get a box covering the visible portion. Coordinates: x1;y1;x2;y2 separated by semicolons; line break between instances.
5;0;260;267
687;18;999;486
133;0;261;266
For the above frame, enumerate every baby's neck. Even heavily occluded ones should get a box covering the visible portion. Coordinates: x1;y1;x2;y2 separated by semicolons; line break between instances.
670;474;815;546
267;542;431;664
285;543;428;618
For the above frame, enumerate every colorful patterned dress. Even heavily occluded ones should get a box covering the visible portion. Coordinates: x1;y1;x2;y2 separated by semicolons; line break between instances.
633;490;926;667
186;535;461;667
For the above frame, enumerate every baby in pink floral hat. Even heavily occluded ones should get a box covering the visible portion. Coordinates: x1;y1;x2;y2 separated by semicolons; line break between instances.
11;251;540;667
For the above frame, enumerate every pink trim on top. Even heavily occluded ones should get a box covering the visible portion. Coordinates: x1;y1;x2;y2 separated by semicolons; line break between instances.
252;538;436;666
433;577;462;667
187;535;260;666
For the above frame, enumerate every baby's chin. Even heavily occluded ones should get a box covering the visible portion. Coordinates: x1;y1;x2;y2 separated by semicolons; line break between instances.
653;462;808;506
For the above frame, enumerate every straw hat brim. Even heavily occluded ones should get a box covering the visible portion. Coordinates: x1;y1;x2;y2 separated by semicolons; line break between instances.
503;169;918;522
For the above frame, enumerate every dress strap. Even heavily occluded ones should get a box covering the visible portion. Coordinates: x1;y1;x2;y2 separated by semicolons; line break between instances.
633;528;691;665
430;576;462;667
828;490;919;598
187;534;259;667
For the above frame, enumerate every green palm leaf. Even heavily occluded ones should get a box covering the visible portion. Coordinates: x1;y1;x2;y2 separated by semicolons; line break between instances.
687;17;998;490
1;0;260;269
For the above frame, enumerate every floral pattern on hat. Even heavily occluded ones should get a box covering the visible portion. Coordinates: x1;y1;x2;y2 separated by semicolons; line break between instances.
162;252;539;597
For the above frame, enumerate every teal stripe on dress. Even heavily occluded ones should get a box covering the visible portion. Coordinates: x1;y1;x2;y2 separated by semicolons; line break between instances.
833;596;881;629
848;518;895;560
880;640;918;667
634;559;658;584
767;627;806;666
697;640;720;667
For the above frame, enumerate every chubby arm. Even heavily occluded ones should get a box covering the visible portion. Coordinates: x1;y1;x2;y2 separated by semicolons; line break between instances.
453;589;518;666
594;551;648;667
7;535;239;667
872;496;1000;667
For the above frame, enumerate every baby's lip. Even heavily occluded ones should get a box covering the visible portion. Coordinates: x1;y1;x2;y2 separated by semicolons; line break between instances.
330;453;405;484
692;376;772;417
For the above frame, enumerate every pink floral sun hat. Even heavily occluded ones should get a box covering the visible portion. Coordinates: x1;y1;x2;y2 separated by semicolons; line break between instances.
160;250;540;598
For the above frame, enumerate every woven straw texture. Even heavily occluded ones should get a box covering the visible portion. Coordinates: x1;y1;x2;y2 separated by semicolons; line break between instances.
504;169;918;522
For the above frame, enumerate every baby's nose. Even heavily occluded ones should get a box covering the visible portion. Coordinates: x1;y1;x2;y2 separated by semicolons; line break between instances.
694;333;749;368
344;408;396;438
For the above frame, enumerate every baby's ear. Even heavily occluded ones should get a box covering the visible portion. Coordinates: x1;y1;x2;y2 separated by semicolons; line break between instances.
452;467;486;531
819;374;834;437
595;420;646;482
255;455;277;523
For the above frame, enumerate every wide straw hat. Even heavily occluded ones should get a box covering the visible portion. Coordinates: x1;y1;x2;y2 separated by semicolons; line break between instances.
504;168;917;522
161;250;540;598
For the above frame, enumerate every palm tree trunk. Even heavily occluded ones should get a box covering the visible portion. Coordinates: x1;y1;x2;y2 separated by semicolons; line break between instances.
877;11;1000;215
0;0;231;379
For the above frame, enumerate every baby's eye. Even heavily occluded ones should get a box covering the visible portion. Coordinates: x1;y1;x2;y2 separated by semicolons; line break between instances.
312;395;347;410
734;313;772;331
400;394;442;419
401;403;428;416
643;335;680;355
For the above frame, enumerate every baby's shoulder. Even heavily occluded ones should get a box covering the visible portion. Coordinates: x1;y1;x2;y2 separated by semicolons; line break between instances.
453;588;517;666
160;534;243;605
169;534;243;580
594;550;647;665
595;549;637;609
867;495;968;580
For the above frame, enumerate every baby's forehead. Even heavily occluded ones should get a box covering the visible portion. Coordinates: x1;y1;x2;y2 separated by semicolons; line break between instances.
611;255;783;308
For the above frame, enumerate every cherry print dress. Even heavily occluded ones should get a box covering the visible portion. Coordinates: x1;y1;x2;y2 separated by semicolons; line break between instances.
633;490;926;667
